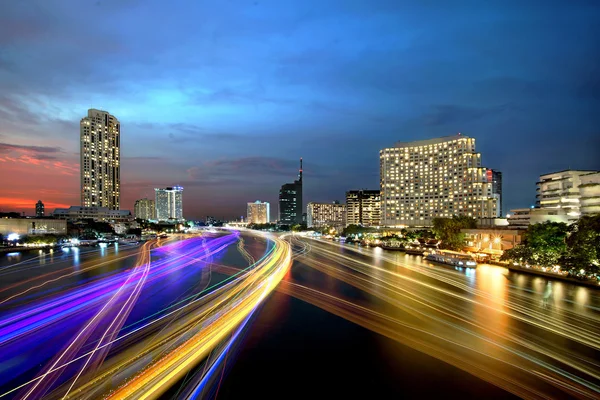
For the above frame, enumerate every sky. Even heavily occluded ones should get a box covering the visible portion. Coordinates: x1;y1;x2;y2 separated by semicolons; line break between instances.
0;0;599;220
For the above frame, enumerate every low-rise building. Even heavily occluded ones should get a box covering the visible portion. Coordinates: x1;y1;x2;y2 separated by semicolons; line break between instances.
0;218;67;236
53;206;132;222
462;228;525;259
579;172;600;216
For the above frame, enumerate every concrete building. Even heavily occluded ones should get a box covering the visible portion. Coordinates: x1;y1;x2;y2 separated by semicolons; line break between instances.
278;159;303;225
35;200;45;217
247;201;270;224
579;172;600;216
507;208;532;228
134;198;156;221
0;218;67;236
536;169;599;223
53;206;132;222
155;186;184;221
380;134;498;227
346;190;380;227
307;201;346;229
80;109;121;210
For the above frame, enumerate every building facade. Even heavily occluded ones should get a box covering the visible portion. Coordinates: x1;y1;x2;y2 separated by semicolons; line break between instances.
134;198;156;221
346;190;380;226
536;170;599;223
307;201;346;229
155;186;184;221
579;172;600;216
278;159;303;225
80;109;121;210
380;134;498;227
488;169;502;217
247;201;270;224
0;218;67;236
35;200;45;217
52;206;132;222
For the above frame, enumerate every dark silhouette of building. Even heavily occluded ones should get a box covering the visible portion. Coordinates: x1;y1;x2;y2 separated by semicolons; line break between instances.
278;158;303;225
488;169;502;216
35;200;45;217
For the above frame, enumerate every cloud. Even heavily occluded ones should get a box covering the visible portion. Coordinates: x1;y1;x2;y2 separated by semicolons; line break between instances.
421;103;518;126
0;142;63;162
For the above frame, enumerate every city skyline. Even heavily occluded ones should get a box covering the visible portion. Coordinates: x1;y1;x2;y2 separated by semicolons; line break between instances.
1;1;599;219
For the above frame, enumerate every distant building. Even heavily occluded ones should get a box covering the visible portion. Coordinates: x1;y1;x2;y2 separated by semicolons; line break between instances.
307;201;346;229
134;198;156;221
35;200;45;217
346;190;380;227
380;134;498;227
536;169;599;223
52;206;132;222
247;201;270;224
488;169;502;217
80;109;121;210
278;158;303;225
0;218;67;236
155;186;184;221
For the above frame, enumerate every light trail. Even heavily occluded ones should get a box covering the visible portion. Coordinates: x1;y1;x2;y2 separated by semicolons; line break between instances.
282;236;600;399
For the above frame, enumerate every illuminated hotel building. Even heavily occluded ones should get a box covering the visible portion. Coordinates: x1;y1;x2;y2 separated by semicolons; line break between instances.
307;201;346;229
80;109;120;209
134;198;156;221
380;134;498;227
155;186;184;221
346;190;380;226
247;200;270;224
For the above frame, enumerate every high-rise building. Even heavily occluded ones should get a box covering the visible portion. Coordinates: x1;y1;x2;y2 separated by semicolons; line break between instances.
535;169;599;223
278;158;303;225
307;201;346;229
155;186;184;221
380;134;498;227
346;190;380;226
80;109;121;210
488;169;502;217
247;200;270;224
35;200;45;217
134;198;156;221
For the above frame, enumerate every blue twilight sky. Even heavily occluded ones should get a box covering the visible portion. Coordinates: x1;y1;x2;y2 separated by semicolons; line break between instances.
0;0;599;220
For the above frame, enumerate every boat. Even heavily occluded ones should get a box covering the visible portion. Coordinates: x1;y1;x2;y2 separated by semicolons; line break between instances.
425;250;477;268
404;247;425;256
380;244;404;251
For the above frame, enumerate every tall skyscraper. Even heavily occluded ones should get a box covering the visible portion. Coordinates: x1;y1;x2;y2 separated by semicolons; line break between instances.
346;190;381;226
380;134;498;227
80;109;121;210
307;201;346;229
278;158;303;225
247;200;270;224
488;169;502;217
155;186;184;221
35;200;45;217
134;198;156;221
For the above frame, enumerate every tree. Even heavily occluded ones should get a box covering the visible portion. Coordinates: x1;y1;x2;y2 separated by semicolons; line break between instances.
432;216;477;250
501;221;568;268
561;215;600;276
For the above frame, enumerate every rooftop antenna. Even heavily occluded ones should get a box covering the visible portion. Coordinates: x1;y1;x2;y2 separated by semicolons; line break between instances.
299;157;303;183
